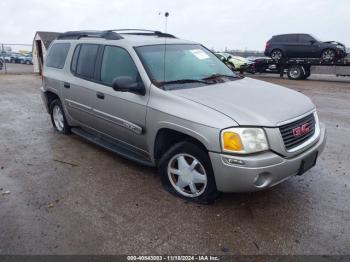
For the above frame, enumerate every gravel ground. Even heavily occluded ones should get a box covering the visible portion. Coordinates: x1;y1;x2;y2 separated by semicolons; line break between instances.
0;73;349;255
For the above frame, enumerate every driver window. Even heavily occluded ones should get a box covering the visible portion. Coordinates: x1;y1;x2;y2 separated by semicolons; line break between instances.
100;46;140;86
298;35;313;43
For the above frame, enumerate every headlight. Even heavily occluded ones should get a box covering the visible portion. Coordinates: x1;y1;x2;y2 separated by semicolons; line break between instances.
221;128;269;154
336;45;345;50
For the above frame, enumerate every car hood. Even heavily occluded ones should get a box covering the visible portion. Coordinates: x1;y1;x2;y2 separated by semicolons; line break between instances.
323;41;346;48
170;77;315;127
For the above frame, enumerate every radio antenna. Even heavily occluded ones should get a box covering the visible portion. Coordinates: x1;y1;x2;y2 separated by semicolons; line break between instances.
162;12;169;84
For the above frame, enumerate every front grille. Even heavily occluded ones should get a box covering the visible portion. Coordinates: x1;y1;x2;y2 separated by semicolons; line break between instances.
279;113;316;150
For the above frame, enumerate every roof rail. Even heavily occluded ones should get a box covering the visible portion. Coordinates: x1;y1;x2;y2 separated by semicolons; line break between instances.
109;29;176;38
56;29;176;40
57;30;123;40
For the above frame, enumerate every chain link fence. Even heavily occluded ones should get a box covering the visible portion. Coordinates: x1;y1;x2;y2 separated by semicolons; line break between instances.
0;43;34;75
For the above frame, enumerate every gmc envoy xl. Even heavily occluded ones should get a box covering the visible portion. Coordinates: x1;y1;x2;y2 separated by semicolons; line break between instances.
41;30;326;203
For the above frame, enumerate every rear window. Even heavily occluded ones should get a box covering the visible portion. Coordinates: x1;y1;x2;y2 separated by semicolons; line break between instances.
71;44;99;79
46;43;70;69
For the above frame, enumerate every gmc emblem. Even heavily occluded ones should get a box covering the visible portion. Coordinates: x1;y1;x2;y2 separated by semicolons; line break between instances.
293;123;310;137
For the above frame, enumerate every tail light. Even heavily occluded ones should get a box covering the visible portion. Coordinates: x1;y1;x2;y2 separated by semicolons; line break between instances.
265;42;270;49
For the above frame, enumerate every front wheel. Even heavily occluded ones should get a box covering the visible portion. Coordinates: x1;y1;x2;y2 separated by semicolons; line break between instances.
159;142;218;204
321;49;336;60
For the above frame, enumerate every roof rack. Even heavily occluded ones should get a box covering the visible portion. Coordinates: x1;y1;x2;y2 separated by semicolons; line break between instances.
110;29;176;38
57;30;123;40
56;29;176;40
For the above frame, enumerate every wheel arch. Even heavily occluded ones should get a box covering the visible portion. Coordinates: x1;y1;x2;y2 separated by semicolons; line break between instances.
321;48;336;58
43;90;60;113
153;127;210;165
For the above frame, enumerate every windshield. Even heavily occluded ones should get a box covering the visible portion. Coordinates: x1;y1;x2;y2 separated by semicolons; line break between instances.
310;34;321;42
135;44;237;88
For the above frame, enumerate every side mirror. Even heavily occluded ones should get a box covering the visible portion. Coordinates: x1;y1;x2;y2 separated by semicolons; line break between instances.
310;40;316;45
112;76;145;95
227;55;232;60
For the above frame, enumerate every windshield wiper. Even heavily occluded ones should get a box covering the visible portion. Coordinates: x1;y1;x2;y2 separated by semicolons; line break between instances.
202;73;239;81
160;79;210;86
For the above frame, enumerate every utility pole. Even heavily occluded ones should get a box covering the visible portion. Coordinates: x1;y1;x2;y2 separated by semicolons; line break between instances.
164;12;169;33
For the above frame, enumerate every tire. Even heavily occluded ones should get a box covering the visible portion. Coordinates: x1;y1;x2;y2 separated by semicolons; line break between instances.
287;65;305;80
301;71;311;80
11;59;15;63
26;60;30;65
321;49;336;60
270;49;283;60
49;99;70;134
159;141;219;204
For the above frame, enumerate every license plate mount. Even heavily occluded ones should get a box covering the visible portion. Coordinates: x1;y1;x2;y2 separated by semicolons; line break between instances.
297;151;318;176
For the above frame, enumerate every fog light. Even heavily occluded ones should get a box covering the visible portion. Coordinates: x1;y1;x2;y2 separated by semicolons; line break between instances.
253;172;271;188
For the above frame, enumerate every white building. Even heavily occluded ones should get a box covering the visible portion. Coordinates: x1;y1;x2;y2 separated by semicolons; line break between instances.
32;31;60;74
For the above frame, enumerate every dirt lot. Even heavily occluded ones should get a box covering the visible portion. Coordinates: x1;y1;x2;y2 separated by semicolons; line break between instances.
0;72;349;255
0;63;34;75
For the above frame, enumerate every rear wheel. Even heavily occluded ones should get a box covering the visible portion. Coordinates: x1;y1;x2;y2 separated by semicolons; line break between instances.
321;49;336;60
270;49;283;60
287;65;305;80
159;141;218;204
50;99;70;134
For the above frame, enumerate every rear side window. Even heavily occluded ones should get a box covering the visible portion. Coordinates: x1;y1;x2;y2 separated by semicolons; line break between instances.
284;35;298;42
100;46;139;85
273;35;297;42
72;44;99;79
46;43;70;69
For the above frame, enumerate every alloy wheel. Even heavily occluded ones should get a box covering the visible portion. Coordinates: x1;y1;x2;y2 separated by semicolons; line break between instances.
52;105;65;132
167;153;208;198
322;49;335;60
271;50;282;60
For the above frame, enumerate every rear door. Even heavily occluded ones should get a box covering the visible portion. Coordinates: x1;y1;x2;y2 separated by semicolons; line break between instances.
281;34;299;57
62;43;102;129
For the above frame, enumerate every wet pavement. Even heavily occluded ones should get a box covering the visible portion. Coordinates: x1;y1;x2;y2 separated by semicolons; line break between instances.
0;74;349;255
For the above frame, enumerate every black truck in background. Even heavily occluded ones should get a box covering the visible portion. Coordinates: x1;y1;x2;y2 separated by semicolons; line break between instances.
264;33;347;60
249;33;350;80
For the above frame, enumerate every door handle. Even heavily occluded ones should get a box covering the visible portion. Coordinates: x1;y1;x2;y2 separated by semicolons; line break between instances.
96;92;105;99
63;82;70;88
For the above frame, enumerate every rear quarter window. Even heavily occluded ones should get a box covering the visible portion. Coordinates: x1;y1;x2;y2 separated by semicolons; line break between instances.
272;35;297;42
45;43;71;69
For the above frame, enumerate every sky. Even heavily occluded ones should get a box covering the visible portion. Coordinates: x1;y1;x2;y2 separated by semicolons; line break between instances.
1;0;350;51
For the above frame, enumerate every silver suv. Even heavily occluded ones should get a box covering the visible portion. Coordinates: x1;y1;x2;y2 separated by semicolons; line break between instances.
41;29;326;203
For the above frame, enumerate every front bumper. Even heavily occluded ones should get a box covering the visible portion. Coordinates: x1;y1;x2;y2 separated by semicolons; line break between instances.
209;124;326;192
336;49;347;58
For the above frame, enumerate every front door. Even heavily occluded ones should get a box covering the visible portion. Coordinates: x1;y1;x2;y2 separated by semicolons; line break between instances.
296;34;320;58
92;45;149;152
